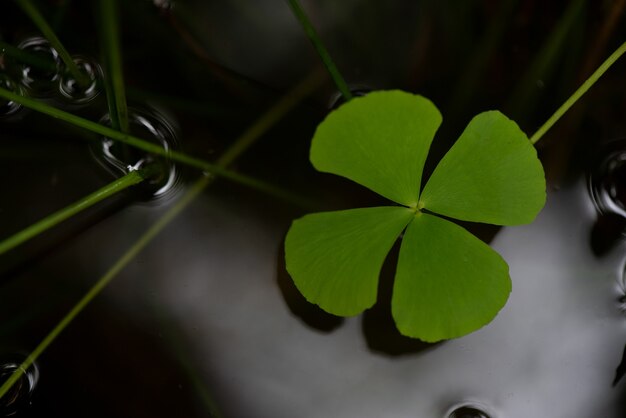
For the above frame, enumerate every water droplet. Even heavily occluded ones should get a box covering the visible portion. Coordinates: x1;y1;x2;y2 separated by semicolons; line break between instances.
446;403;493;418
328;86;373;110
58;56;101;105
15;37;61;97
92;107;182;202
0;74;25;119
0;357;39;416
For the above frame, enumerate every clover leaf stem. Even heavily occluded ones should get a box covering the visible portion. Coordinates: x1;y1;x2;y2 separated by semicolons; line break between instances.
530;40;626;145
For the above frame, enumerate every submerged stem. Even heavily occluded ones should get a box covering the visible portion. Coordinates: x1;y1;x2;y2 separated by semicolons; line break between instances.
14;0;89;87
0;169;148;256
0;71;321;400
286;0;352;101
0;86;310;207
530;40;626;145
98;0;129;132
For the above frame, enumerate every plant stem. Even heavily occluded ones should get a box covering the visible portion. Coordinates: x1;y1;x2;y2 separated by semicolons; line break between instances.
0;169;149;256
14;0;89;87
286;0;352;101
0;40;57;72
530;40;626;145
218;68;326;166
98;0;129;133
0;175;210;401
0;71;320;400
0;86;310;207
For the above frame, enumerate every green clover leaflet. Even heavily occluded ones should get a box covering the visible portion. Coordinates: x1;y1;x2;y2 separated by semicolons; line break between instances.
285;90;546;342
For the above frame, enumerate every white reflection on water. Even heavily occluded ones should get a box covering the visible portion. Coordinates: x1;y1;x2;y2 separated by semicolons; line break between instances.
98;177;626;418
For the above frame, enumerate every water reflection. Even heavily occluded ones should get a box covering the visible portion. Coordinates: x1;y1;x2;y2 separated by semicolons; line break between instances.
0;75;24;119
446;404;492;418
14;37;61;97
92;107;182;203
58;56;101;105
83;175;625;417
588;141;626;255
0;356;39;417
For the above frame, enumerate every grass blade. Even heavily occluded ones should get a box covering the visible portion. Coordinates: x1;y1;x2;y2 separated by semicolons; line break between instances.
0;71;322;401
530;41;626;145
0;169;148;256
286;0;352;100
0;85;312;207
98;0;129;132
14;0;89;87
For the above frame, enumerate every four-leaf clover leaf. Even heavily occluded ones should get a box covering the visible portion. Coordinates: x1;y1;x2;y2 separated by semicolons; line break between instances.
284;90;546;342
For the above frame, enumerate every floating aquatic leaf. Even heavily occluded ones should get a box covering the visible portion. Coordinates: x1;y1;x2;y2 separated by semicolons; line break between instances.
285;90;546;341
311;91;441;207
420;111;545;225
392;213;510;342
285;206;414;316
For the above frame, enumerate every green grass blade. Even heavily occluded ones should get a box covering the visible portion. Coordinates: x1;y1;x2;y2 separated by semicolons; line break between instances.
0;39;57;72
98;0;129;132
14;0;89;87
0;86;310;207
530;40;626;145
0;169;147;256
0;72;320;400
286;0;352;100
0;174;211;401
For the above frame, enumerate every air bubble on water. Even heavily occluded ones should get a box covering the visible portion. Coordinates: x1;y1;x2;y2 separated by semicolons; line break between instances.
0;357;39;416
328;86;373;110
0;74;25;119
58;56;102;105
92;107;182;203
445;402;493;418
15;37;61;97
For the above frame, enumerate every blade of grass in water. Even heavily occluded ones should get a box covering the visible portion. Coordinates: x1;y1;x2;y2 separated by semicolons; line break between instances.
0;168;150;256
0;39;57;72
98;0;129;133
286;0;352;100
0;70;322;401
530;40;626;145
14;0;90;87
0;86;313;207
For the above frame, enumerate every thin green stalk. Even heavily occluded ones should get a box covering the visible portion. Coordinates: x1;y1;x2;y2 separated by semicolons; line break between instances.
0;72;320;400
286;0;352;100
0;175;210;400
14;0;89;87
218;68;325;166
530;40;626;145
0;86;311;207
0;40;57;72
98;0;129;133
0;169;148;256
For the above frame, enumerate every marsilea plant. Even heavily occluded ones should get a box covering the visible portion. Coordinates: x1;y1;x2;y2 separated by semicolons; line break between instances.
284;90;546;342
